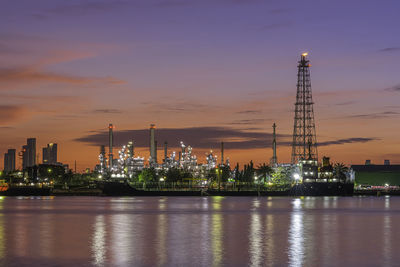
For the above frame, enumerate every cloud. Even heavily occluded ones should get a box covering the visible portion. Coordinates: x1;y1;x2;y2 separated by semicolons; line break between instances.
157;1;191;7
378;47;400;53
318;137;378;146
45;1;129;16
0;105;26;125
229;119;268;125
74;126;282;150
260;22;293;31
0;66;125;86
0;43;28;55
346;111;400;119
75;126;379;151
141;100;211;113
335;101;356;106
92;109;122;114
236;109;262;114
385;85;400;92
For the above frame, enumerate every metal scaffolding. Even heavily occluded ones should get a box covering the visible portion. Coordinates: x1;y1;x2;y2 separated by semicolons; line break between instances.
291;53;318;163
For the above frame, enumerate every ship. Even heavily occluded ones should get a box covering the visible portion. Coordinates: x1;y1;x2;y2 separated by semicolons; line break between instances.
290;157;354;196
0;180;52;196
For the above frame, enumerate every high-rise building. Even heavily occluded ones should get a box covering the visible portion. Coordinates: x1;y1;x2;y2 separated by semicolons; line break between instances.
22;138;36;169
3;149;16;172
43;143;58;164
3;153;8;172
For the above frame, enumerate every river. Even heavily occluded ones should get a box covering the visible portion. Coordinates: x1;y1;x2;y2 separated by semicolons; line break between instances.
0;196;398;266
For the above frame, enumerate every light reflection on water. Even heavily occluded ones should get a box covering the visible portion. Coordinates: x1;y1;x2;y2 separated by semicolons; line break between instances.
0;196;398;266
288;198;304;267
92;215;106;266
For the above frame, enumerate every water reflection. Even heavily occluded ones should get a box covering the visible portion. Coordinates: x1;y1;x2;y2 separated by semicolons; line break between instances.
288;198;304;267
265;214;275;265
212;197;224;267
249;199;262;266
0;197;399;266
0;197;5;259
157;198;167;266
111;214;134;265
92;215;106;266
383;197;391;266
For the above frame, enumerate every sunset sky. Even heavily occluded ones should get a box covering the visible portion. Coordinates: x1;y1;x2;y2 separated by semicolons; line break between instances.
1;0;400;171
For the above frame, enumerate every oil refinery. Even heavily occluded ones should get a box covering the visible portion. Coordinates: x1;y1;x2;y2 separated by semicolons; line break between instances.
95;53;354;196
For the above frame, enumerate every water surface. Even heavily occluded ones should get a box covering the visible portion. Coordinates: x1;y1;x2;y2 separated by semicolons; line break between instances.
0;196;398;266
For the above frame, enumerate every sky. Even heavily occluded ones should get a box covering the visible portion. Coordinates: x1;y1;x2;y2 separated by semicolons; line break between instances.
1;0;400;171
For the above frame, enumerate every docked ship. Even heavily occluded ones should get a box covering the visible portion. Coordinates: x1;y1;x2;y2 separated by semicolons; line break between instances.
290;157;354;196
0;180;52;196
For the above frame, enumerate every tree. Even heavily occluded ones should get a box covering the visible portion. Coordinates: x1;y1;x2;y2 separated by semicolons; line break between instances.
256;163;273;183
241;161;255;183
271;167;293;185
165;167;183;183
138;168;157;184
334;163;348;181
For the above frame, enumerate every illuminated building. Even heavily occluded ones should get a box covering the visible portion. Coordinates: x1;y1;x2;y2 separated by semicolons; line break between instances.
98;145;107;174
3;149;16;173
22;138;36;169
42;143;57;164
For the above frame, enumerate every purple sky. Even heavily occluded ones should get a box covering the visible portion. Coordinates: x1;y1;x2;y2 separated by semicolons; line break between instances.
1;0;400;170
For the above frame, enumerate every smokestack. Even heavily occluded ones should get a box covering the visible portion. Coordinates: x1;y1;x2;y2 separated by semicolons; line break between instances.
221;142;224;166
271;123;277;166
128;141;134;158
164;141;168;162
150;124;156;164
109;123;114;170
155;140;158;163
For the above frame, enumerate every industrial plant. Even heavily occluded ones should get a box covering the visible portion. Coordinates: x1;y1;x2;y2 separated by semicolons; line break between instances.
2;53;398;196
94;122;227;182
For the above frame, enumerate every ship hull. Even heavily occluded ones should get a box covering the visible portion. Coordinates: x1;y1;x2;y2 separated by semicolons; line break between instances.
0;186;52;196
99;181;203;196
290;182;354;196
99;181;319;197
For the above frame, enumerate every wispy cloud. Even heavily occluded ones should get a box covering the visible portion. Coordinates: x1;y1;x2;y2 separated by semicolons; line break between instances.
236;109;262;114
75;126;276;149
0;66;125;86
141;100;212;113
335;101;356;106
346;111;400;119
75;126;378;150
384;84;400;92
0;105;27;125
378;47;400;53
92;109;122;114
157;0;191;7
0;43;28;55
318;137;378;146
45;1;129;16
229;119;268;125
260;22;293;31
